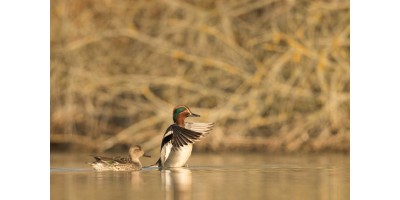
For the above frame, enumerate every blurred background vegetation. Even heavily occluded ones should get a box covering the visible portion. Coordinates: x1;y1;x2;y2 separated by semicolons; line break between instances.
50;0;349;154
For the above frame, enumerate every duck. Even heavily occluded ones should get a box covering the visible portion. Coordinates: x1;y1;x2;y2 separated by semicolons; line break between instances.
88;145;151;171
155;105;214;168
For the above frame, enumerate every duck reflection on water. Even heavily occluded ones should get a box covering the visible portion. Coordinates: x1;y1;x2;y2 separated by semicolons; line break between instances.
161;168;192;200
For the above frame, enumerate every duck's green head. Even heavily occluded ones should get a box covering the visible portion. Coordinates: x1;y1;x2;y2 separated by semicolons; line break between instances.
173;105;200;123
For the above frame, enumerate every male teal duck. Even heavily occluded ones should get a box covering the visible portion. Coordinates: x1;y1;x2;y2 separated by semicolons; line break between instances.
88;145;151;171
155;105;214;168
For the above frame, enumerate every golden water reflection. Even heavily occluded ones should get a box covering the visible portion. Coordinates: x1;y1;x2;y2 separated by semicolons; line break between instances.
50;153;349;200
162;168;192;200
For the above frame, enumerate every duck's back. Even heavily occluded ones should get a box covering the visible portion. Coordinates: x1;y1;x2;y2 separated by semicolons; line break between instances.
89;156;142;171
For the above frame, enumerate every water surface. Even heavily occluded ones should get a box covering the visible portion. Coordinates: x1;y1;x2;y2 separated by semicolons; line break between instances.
51;152;349;200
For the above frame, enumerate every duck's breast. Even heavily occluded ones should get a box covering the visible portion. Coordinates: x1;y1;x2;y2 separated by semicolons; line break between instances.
164;144;193;167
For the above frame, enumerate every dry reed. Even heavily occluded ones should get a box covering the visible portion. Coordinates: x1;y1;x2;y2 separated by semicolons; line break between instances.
51;0;349;153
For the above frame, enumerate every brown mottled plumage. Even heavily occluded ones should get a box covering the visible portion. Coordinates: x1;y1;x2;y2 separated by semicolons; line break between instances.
88;145;151;171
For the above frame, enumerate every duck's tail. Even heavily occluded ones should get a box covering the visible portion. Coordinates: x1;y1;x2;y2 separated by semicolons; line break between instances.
141;158;161;169
148;158;161;167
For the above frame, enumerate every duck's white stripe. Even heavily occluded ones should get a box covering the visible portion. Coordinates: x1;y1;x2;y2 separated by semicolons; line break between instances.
164;130;173;137
161;142;173;165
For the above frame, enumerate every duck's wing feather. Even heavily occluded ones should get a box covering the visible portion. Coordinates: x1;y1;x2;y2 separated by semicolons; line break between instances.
171;123;214;150
112;156;131;164
185;122;214;134
160;141;173;165
160;126;173;150
158;126;174;165
91;155;130;164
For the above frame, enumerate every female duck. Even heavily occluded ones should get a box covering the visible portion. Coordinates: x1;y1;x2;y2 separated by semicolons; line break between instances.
88;145;151;171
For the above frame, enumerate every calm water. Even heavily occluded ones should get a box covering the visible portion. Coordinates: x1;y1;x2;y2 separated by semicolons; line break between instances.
51;152;349;200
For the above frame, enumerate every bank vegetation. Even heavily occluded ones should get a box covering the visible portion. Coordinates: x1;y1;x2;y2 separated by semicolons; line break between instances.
51;0;349;153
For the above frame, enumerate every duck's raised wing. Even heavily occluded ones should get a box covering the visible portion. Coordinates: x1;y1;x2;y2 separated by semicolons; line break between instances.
171;123;214;150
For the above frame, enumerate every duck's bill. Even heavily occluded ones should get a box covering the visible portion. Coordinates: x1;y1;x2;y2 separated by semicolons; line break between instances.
189;113;200;117
143;153;151;158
